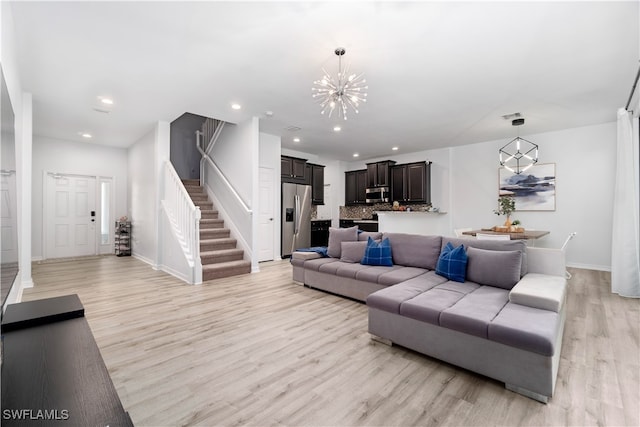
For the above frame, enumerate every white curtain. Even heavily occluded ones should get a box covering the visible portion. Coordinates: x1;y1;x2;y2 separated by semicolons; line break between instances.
611;108;640;297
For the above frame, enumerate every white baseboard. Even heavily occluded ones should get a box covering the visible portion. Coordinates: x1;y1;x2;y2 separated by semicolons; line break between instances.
566;262;611;272
132;252;158;269
157;263;193;285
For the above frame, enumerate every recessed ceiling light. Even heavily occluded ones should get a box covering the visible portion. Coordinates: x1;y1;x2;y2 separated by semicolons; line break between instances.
100;97;114;105
231;103;242;110
333;126;341;132
392;146;399;151
293;137;301;143
353;153;359;157
81;133;92;139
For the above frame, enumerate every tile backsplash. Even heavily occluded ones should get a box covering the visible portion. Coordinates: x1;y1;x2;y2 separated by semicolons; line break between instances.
339;203;432;219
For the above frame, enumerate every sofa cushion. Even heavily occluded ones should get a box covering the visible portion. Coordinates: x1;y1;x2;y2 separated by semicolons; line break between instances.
335;262;371;279
318;260;351;275
361;237;393;267
358;231;383;241
439;286;510;338
292;251;323;261
435;242;468;283
466;247;522;290
378;267;429;286
383;233;442;270
433;280;480;295
355;265;401;283
340;241;368;263
509;273;567;313
327;226;358;258
488;302;559;356
399;289;467;325
290;257;306;268
303;257;338;272
442;237;528;277
366;272;448;314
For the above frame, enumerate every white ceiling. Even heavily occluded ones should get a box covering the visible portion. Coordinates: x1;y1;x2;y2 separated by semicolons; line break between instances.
10;1;639;161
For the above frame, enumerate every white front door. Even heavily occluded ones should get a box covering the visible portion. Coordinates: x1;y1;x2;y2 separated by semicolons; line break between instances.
258;167;275;262
45;173;97;258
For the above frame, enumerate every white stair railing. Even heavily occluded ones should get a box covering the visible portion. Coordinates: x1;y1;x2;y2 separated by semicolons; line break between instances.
161;160;202;284
196;126;252;214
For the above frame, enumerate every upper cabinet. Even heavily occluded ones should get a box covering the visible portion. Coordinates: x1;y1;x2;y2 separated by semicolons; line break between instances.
391;161;431;204
309;163;325;205
281;156;307;183
281;156;324;205
345;169;368;205
366;160;396;188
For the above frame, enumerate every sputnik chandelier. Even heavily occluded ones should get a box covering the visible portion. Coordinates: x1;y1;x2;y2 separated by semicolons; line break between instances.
499;118;538;174
312;47;368;120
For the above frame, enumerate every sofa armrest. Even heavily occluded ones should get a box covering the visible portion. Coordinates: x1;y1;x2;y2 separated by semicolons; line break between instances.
292;251;323;261
526;247;566;277
509;273;567;313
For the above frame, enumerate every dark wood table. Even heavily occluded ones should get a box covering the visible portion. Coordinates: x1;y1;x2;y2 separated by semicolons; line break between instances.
1;295;133;426
462;229;550;240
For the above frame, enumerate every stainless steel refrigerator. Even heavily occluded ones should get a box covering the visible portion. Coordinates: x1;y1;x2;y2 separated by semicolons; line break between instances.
282;183;311;257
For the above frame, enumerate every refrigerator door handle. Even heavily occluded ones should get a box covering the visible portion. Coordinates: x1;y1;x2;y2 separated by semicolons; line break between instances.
294;194;300;234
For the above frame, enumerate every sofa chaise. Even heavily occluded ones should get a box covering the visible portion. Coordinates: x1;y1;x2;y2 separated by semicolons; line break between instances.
291;228;567;403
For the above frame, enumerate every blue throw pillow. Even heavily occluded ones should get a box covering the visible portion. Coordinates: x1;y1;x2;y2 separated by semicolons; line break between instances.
436;242;468;282
361;237;393;267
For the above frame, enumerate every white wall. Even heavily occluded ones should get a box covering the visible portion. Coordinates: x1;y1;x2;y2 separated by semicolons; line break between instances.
451;122;616;271
211;120;254;207
128;126;158;266
340;122;616;270
1;1;32;307
204;117;257;269
31;136;129;259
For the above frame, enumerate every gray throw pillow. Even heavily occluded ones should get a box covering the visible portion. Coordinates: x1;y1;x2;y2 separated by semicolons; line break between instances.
340;241;368;263
358;231;383;241
466;247;522;290
327;226;358;258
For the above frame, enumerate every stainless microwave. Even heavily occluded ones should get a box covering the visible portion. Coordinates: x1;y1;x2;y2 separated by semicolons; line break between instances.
366;186;390;203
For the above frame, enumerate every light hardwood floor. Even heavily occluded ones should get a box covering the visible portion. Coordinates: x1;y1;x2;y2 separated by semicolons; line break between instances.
23;256;639;427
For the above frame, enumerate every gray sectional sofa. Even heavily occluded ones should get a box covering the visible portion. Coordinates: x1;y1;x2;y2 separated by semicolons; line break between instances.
291;228;568;403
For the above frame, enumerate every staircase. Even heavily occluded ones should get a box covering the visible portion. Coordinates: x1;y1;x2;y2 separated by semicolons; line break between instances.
182;179;251;281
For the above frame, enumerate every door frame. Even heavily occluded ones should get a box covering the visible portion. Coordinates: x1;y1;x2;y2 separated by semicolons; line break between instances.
258;166;277;262
42;171;116;260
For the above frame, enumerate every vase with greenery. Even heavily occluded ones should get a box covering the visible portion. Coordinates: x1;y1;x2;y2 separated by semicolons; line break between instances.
494;195;516;228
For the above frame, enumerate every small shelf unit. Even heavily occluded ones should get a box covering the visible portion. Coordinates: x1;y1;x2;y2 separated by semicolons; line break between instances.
114;221;131;256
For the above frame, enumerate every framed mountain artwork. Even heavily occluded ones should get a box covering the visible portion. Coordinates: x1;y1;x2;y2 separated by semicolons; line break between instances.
498;163;556;211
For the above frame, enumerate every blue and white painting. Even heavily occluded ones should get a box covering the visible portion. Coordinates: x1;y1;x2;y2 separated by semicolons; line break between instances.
499;163;556;211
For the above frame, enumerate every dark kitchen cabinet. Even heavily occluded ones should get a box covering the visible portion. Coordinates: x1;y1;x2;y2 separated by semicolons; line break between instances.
339;219;356;228
281;156;307;183
345;169;368;205
311;220;331;247
309;163;325;205
391;161;431;203
366;160;396;188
